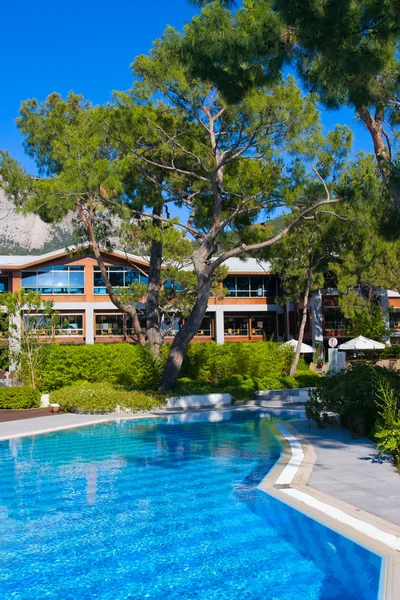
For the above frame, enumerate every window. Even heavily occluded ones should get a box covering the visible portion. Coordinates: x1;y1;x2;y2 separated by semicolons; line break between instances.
162;281;184;291
251;315;277;339
323;307;348;331
93;267;148;294
95;314;124;336
160;318;181;337
237;276;250;297
55;315;84;336
250;276;264;297
126;315;146;336
389;310;400;331
0;277;9;293
224;277;236;296
224;316;249;336
23;314;52;333
95;313;147;337
22;313;84;336
223;276;278;298
324;273;337;288
196;316;212;337
21;266;84;294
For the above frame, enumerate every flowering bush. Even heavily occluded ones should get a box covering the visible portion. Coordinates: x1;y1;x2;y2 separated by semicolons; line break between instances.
51;383;165;414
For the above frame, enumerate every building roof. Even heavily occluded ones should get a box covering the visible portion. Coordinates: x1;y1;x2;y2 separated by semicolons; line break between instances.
223;257;272;273
0;246;148;270
0;255;34;267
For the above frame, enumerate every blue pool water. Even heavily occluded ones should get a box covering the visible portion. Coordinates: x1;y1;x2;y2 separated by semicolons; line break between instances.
0;410;381;599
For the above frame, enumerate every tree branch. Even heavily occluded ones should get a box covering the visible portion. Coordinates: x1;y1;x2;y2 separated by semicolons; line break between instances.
127;207;203;239
210;197;341;272
76;198;146;345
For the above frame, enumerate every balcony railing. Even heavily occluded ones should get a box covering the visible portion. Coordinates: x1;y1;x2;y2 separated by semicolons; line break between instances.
324;320;349;331
195;329;212;337
95;328;124;336
224;328;249;336
54;328;84;336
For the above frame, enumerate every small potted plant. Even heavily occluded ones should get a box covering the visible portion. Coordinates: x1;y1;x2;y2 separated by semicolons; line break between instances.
49;403;60;413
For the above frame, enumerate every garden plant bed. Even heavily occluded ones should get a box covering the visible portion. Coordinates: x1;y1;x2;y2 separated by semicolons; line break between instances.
0;408;58;423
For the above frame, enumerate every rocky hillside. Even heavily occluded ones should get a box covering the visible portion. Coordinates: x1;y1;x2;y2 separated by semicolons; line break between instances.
0;189;75;255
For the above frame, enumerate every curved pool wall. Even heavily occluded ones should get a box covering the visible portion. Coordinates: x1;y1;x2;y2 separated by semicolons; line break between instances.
0;411;381;600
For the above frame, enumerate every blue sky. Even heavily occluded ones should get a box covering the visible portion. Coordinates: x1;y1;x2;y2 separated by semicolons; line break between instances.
0;0;372;173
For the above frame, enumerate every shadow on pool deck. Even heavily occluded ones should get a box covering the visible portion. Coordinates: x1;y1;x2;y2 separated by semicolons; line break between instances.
292;419;400;527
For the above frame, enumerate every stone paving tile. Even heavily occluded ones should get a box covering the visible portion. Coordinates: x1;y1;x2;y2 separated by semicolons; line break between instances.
292;419;400;527
0;413;119;440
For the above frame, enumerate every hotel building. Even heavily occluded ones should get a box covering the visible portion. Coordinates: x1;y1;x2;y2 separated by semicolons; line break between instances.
0;247;398;348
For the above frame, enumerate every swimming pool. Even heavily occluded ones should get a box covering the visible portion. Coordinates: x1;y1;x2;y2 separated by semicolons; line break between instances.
0;410;381;599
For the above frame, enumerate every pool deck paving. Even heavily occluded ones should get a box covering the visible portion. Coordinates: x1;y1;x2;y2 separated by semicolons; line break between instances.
290;419;400;528
0;411;130;440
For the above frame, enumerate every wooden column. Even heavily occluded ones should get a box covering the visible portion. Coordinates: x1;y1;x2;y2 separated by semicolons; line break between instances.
12;271;21;293
85;261;94;302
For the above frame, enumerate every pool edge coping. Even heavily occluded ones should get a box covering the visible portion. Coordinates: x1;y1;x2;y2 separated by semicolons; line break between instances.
0;405;296;442
259;422;400;600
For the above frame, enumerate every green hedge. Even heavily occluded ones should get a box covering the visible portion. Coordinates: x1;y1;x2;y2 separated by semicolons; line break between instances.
36;344;164;391
295;372;321;388
305;363;400;436
51;382;165;413
0;387;41;409
181;342;294;381
36;341;313;393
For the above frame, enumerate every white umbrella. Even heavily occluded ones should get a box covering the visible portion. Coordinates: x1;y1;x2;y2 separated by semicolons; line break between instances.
338;335;385;351
284;339;315;353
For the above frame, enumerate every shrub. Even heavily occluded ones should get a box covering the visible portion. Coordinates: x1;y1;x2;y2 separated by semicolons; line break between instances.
374;344;400;360
305;363;400;436
375;421;400;469
374;374;400;468
35;344;164;391
0;387;41;409
51;383;165;414
0;347;9;372
35;341;312;395
296;356;312;373
181;342;294;381
295;372;321;388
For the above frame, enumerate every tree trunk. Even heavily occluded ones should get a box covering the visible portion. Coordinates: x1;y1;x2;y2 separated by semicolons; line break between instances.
77;199;146;345
289;270;313;378
146;205;163;359
160;271;212;392
358;106;400;215
30;363;35;389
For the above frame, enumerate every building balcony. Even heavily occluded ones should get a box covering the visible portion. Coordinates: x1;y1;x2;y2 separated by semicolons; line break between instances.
324;320;349;331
